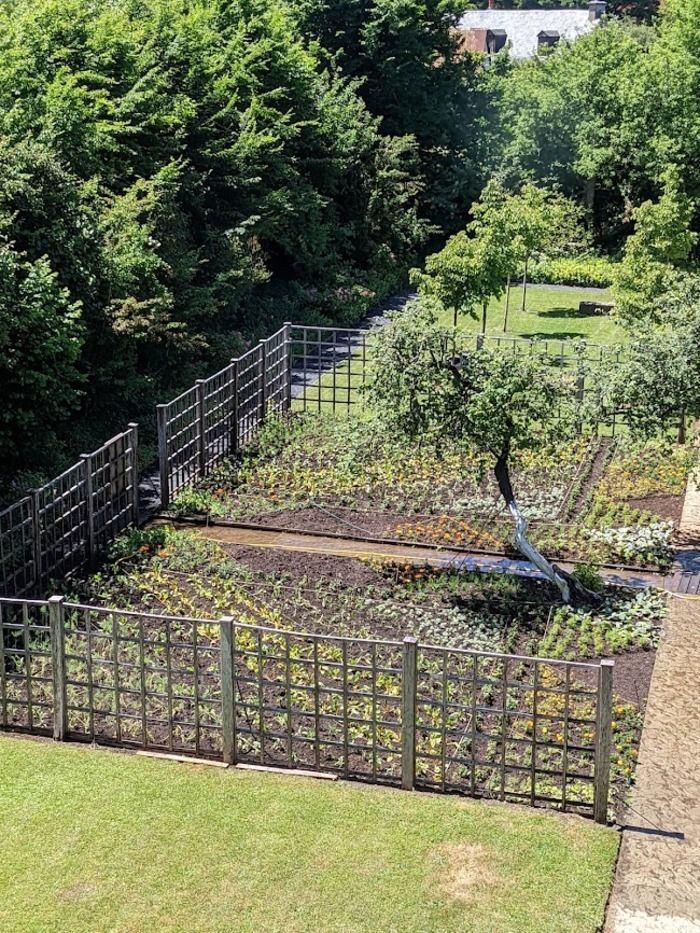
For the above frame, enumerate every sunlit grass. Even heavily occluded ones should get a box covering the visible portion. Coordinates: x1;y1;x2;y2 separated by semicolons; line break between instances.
0;736;618;933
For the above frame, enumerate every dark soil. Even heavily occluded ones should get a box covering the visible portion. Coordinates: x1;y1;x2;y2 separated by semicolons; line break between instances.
565;437;614;520
224;543;386;588
626;493;684;526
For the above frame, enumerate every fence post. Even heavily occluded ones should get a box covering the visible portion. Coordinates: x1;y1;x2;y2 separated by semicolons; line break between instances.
220;616;236;765
49;595;68;741
128;422;139;527
196;379;207;478
230;359;240;457
80;454;97;569
156;404;170;511
283;321;293;410
30;489;42;593
258;339;267;424
575;373;585;436
594;659;614;823
401;636;418;790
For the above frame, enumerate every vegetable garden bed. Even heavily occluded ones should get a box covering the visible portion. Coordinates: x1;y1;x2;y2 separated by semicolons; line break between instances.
171;412;692;571
59;525;667;819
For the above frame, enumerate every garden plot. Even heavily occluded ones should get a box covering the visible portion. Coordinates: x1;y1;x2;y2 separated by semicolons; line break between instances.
59;526;667;817
172;412;693;570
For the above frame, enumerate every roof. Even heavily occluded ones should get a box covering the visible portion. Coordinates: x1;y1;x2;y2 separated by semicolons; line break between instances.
457;9;599;59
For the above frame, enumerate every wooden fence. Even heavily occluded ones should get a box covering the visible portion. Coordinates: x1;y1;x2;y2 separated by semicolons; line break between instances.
0;426;139;598
0;595;614;822
157;325;291;508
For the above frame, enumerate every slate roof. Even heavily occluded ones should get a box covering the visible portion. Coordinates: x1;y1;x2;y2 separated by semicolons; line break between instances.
457;8;600;59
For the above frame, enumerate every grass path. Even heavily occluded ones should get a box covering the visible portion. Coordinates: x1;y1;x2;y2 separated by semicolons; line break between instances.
0;736;618;933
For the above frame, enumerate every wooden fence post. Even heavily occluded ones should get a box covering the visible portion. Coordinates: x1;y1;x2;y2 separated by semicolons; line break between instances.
283;322;293;410
80;454;97;569
156;404;170;511
575;373;585;436
230;359;240;457
128;422;139;527
220;616;236;765
49;595;68;741
258;339;267;424
30;489;42;594
196;379;207;478
401;636;418;790
594;659;614;823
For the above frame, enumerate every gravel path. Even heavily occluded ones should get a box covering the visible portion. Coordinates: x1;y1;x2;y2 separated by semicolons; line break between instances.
604;597;700;932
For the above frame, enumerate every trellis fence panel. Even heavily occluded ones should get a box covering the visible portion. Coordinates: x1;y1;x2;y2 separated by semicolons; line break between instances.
0;426;139;598
157;325;291;507
0;595;614;822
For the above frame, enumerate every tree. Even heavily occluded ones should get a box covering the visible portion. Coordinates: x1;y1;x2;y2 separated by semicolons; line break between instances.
0;237;83;476
504;184;585;312
415;230;510;330
294;0;488;232
614;171;697;322
368;302;589;604
596;275;700;443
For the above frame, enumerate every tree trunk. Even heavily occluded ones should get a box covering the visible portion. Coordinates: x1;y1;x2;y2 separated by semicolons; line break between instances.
494;455;573;604
585;176;595;212
503;276;511;332
453;306;458;329
481;299;487;335
521;258;528;313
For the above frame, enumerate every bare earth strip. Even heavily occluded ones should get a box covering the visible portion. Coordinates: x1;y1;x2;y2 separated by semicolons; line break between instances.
605;597;700;932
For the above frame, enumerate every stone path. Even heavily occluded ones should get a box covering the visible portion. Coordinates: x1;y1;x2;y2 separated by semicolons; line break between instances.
680;472;700;536
605;598;700;932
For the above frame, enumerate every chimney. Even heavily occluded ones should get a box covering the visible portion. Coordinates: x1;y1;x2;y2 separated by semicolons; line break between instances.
588;1;606;20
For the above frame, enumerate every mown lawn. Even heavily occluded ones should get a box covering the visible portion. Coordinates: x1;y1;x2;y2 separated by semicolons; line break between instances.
0;736;618;933
434;284;626;344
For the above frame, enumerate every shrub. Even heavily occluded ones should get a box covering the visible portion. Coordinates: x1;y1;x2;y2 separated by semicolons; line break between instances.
529;256;617;289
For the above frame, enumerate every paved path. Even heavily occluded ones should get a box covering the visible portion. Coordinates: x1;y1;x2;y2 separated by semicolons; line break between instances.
605;598;700;932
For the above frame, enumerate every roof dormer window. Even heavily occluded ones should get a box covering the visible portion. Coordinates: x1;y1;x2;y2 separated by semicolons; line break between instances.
537;30;560;51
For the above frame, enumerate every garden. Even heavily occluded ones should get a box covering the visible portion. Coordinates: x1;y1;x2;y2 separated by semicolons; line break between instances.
171;411;692;572
41;518;664;820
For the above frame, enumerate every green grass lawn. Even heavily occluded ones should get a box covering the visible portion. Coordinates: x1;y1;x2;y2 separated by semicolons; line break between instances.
435;285;626;345
0;736;618;933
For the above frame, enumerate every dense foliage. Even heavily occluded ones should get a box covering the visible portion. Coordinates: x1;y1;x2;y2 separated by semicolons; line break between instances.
1;0;474;487
2;0;699;493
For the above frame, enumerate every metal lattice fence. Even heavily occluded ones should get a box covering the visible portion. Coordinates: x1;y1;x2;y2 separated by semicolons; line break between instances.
0;596;614;822
0;426;139;598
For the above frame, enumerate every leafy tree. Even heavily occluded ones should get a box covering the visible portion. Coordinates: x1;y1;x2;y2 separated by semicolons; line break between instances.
368;302;589;603
491;21;651;246
614;171;697;322
0;237;83;475
597;275;700;443
294;0;488;231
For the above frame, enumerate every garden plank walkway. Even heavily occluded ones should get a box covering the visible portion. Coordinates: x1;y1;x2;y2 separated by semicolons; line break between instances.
172;520;678;589
604;598;700;932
